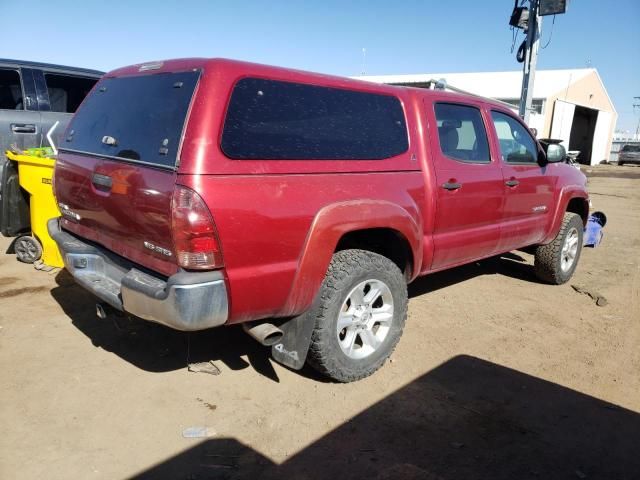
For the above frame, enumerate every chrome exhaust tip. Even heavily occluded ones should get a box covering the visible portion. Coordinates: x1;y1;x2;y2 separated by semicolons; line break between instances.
96;303;108;320
242;321;284;347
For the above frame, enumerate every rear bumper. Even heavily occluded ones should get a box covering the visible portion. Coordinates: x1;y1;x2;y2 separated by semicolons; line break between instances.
48;218;228;331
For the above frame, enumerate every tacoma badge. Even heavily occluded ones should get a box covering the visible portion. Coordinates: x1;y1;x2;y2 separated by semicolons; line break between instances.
143;241;172;257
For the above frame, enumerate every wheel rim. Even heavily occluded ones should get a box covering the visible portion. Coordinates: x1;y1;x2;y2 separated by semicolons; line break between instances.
561;227;579;272
15;237;40;262
336;279;394;360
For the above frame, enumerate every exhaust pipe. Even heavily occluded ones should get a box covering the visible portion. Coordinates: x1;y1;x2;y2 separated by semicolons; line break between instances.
242;321;284;346
96;303;108;320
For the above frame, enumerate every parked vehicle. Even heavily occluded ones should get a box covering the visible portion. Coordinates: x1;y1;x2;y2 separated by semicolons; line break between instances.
0;59;103;236
618;144;640;166
49;58;590;382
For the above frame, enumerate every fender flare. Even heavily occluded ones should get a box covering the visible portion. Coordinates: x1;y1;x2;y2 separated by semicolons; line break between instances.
279;200;422;317
542;185;589;244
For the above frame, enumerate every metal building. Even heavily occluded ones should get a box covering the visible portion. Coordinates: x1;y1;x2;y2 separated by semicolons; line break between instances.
356;69;617;165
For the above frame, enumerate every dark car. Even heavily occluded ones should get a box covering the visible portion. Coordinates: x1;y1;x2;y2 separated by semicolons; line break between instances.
618;144;640;166
0;59;103;235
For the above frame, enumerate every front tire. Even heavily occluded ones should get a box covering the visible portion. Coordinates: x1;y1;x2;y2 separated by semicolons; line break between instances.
307;249;408;382
534;213;583;284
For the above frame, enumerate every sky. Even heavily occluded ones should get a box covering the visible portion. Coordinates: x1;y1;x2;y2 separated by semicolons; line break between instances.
1;0;638;131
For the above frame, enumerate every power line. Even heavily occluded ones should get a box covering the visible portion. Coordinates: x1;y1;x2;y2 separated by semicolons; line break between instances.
541;14;556;49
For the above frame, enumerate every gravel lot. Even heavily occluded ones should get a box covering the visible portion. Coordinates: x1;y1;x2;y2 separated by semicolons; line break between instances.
1;165;638;480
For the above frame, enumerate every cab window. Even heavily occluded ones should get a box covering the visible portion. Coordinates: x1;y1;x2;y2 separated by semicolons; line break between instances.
491;111;538;164
434;103;490;163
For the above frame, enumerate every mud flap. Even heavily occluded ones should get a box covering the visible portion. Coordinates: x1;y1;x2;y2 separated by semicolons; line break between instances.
270;311;315;370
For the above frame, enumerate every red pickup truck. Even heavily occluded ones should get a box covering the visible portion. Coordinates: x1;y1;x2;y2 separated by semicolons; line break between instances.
49;58;589;382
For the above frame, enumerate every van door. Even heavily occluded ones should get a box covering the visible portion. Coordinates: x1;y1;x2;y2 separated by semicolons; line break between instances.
426;100;504;271
488;110;557;251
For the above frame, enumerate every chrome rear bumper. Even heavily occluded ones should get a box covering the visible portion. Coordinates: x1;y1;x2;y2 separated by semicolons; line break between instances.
48;218;228;331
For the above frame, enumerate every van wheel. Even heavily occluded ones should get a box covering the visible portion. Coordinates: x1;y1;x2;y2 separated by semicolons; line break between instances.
15;235;43;264
307;249;407;382
534;213;583;284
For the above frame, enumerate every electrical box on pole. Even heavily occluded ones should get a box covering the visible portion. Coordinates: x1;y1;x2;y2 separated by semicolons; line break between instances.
510;0;568;126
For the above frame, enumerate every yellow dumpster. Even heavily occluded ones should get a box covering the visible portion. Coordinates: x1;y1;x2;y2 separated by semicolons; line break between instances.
5;151;63;268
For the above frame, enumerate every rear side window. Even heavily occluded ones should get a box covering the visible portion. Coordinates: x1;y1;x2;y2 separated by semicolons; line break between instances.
44;74;98;113
63;71;200;168
221;78;408;160
0;69;23;110
434;103;490;163
622;145;640;152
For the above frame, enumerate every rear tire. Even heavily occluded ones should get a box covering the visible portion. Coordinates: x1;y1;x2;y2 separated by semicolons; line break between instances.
534;213;583;284
618;161;624;166
307;249;407;383
15;235;43;264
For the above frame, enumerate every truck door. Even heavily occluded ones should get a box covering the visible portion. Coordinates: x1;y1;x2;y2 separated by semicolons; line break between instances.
0;67;40;154
488;110;557;252
426;100;504;271
0;67;40;236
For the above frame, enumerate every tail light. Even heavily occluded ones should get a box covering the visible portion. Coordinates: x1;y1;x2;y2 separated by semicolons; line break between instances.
171;185;223;270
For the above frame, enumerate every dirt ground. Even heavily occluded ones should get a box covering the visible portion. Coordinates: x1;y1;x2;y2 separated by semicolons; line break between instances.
1;165;639;480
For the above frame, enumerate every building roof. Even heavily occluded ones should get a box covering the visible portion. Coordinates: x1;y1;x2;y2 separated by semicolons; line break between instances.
353;68;595;99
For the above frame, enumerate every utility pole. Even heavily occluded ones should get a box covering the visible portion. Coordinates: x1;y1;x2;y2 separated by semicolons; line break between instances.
634;96;640;140
518;0;542;124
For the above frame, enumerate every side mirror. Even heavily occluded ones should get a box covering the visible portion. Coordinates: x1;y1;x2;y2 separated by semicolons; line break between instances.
546;143;566;163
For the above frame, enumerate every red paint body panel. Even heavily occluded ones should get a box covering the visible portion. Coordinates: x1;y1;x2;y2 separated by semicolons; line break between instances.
55;153;178;277
178;173;425;322
53;58;590;326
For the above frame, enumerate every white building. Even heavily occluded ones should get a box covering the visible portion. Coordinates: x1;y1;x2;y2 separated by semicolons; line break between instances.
356;69;617;165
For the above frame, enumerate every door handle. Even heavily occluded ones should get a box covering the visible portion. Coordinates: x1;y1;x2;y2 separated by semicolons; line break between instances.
505;179;520;187
442;182;462;191
11;124;36;134
92;173;112;190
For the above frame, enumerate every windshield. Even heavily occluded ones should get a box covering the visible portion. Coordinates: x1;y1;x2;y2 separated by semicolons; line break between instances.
621;145;640;153
61;70;200;168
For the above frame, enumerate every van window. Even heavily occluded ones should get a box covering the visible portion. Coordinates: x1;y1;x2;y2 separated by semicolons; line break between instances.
491;111;538;163
434;103;490;163
62;71;199;168
0;69;23;110
221;78;408;160
44;74;98;113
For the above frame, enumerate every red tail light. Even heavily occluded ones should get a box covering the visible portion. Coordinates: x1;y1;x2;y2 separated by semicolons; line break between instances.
171;185;223;270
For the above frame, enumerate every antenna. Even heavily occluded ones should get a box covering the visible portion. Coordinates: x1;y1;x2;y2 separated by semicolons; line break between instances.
361;48;366;76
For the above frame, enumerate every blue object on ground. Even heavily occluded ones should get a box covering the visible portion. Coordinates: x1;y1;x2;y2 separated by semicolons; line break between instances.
584;211;606;247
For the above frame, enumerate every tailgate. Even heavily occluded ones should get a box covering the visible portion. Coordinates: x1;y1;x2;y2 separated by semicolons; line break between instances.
55;70;200;277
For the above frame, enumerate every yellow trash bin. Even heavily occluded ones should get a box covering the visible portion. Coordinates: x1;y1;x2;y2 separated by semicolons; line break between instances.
5;151;63;268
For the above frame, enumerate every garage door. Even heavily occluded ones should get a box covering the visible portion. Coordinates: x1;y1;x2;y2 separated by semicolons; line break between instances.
550;100;575;148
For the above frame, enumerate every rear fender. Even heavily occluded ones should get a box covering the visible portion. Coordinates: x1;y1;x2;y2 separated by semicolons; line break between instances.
279;200;422;318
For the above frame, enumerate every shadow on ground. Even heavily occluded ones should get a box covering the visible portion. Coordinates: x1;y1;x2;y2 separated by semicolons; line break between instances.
49;254;538;383
131;355;640;480
49;270;294;382
408;252;536;299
